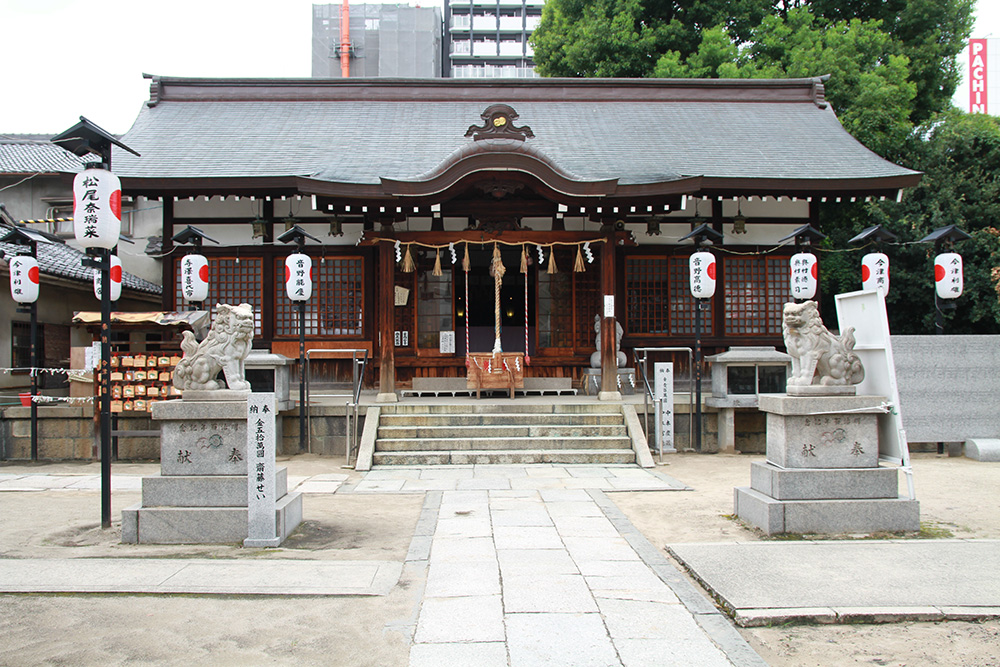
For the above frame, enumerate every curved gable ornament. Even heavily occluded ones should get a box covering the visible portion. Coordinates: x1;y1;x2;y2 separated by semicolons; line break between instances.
465;104;535;142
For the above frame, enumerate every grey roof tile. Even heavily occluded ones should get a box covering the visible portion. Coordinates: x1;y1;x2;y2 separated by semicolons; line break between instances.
111;78;918;188
1;230;161;295
0;136;86;175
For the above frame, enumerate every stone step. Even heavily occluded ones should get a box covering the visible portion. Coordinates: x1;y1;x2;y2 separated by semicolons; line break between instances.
141;468;289;508
372;449;636;466
734;486;920;535
380;403;621;415
378;424;626;439
376;436;633;452
121;492;303;544
378;425;627;439
379;413;624;427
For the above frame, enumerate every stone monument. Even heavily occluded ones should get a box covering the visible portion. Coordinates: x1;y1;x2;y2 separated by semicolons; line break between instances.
122;303;302;544
734;301;919;535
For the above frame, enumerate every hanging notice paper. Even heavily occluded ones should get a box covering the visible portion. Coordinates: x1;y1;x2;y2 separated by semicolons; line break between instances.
604;295;615;318
440;331;456;354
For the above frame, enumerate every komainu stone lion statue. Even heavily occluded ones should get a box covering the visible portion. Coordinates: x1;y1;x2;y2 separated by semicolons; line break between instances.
782;301;864;387
173;303;254;391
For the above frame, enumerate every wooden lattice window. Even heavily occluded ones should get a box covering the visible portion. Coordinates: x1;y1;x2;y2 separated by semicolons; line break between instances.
11;321;34;370
174;256;263;336
537;248;597;352
275;256;364;337
626;256;712;336
724;256;791;336
414;252;453;352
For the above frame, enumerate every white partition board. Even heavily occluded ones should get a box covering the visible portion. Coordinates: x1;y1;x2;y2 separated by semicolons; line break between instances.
835;290;910;467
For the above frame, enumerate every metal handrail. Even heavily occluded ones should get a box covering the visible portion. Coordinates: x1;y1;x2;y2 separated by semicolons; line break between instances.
634;347;694;463
303;348;369;464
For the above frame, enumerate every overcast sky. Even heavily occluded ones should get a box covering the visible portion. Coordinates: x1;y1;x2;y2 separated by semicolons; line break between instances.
1;0;997;135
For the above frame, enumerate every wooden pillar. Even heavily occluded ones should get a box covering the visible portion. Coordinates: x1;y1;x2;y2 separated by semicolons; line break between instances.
162;198;175;310
599;234;621;400
376;240;397;402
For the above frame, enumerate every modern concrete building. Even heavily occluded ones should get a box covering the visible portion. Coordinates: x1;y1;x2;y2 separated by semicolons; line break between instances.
444;0;543;78
312;3;443;78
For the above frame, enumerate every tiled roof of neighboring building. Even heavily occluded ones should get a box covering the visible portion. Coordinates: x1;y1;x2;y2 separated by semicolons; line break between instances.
0;135;86;175
112;76;920;196
1;226;161;295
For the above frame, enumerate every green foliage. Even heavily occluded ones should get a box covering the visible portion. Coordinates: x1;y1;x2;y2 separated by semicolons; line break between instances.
533;0;973;128
531;0;773;77
819;112;1000;334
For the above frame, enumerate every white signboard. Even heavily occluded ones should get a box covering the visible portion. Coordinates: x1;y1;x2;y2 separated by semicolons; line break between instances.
835;290;909;467
654;362;675;453
604;295;615;318
440;330;456;354
245;393;280;547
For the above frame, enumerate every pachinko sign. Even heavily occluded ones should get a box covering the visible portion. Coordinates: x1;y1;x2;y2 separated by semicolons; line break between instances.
970;39;988;115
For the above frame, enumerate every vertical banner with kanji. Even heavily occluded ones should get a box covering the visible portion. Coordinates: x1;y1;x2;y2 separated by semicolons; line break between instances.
245;392;279;547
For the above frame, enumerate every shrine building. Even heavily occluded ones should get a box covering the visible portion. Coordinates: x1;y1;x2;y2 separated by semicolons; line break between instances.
113;75;920;398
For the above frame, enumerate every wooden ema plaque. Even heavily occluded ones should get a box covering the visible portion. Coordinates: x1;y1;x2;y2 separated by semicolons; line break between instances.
467;352;525;399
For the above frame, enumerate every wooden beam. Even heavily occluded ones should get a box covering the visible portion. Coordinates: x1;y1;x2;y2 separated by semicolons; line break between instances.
359;230;634;247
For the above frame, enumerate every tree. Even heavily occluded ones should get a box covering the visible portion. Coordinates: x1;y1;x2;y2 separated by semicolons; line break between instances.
532;0;973;126
818;112;1000;334
650;9;917;156
531;0;772;78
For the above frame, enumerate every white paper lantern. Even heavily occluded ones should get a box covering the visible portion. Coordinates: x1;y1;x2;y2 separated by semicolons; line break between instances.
93;255;122;302
790;252;818;300
285;253;313;301
181;254;209;302
861;252;890;294
73;167;122;249
689;251;716;299
9;256;39;303
934;252;963;299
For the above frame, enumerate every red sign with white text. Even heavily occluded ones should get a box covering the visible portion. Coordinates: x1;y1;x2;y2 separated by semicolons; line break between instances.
970;39;988;114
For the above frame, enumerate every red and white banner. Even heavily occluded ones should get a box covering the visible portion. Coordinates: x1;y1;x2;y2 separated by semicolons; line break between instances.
935;253;963;300
688;251;716;299
181;254;209;303
970;39;988;115
790;252;818;300
9;256;39;303
73;167;122;249
285;253;313;301
93;255;122;302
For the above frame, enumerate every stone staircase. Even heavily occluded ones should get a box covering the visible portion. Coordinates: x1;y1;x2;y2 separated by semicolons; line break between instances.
370;403;639;466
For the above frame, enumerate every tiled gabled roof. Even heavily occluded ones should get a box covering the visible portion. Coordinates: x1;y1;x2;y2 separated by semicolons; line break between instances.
112;76;921;198
0;135;86;175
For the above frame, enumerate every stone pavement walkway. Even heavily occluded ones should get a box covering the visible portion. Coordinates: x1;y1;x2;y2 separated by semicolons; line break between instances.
360;466;766;667
0;464;767;667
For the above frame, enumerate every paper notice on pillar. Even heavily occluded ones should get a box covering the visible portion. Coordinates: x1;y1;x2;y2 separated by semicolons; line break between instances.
604;295;615;318
440;331;456;354
245;392;280;547
394;285;410;306
85;342;101;372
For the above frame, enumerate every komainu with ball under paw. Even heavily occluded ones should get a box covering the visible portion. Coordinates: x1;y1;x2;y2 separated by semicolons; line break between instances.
172;303;254;391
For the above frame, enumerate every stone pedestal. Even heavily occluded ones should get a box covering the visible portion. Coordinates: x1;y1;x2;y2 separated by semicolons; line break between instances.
582;368;636;396
735;394;919;535
121;395;303;545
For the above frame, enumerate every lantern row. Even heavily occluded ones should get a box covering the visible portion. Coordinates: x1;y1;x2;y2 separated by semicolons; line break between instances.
681;250;962;301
